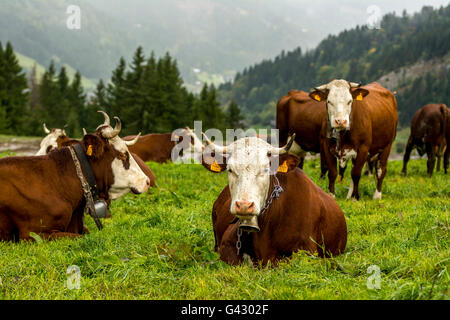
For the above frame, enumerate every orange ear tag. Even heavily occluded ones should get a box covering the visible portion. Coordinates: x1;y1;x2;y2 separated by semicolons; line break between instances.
278;160;289;173
86;145;93;156
210;160;222;172
314;94;321;101
356;92;363;101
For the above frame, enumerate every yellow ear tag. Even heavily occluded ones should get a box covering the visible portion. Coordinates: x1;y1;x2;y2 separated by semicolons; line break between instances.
278;160;289;173
356;92;363;101
86;145;93;156
210;160;222;172
314;94;321;101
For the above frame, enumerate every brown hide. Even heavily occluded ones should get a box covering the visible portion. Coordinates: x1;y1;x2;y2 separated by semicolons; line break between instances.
0;133;120;241
211;168;347;266
124;133;176;163
402;104;448;176
320;82;398;199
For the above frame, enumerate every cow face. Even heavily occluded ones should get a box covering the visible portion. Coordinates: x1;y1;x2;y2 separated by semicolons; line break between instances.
201;136;296;219
86;112;150;200
310;79;369;131
36;124;68;155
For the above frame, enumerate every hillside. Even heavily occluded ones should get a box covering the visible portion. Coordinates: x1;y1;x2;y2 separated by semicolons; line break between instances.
218;5;450;127
2;0;448;91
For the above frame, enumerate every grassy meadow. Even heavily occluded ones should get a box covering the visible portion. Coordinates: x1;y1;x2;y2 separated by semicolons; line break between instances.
0;155;448;300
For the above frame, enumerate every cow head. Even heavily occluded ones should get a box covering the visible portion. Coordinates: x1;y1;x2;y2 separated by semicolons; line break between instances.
309;79;369;130
201;135;297;221
84;111;150;200
36;123;69;155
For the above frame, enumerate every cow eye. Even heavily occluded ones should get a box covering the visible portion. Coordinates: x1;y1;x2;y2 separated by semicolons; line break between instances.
348;100;352;104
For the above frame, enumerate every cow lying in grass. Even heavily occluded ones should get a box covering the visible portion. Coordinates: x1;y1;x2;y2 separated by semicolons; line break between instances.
0;113;151;241
201;135;347;266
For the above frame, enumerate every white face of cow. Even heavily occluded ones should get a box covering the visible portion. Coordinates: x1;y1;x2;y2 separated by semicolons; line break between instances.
225;137;273;217
107;135;150;199
325;80;354;130
36;126;66;155
95;114;150;200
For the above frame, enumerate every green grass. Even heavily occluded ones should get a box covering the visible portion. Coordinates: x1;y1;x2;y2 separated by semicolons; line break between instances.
0;158;448;300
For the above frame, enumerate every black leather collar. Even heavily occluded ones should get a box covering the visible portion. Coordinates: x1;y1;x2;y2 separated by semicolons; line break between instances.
73;143;99;200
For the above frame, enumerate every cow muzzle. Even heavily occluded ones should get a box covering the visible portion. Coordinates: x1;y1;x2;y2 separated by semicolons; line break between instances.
334;118;348;129
234;201;260;232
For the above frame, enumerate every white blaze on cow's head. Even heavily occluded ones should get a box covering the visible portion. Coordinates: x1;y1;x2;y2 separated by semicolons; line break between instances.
92;111;150;199
201;135;297;219
309;79;369;130
36;123;67;155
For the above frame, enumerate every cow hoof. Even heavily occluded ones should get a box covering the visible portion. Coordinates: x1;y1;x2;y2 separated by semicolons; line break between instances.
373;190;382;200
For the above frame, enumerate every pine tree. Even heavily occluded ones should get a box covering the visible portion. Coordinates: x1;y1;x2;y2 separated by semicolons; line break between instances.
225;99;244;129
0;42;28;134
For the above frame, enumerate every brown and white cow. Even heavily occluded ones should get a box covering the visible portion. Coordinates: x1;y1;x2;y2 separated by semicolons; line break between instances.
402;104;448;176
309;80;398;200
0;112;150;241
36;124;71;155
276;90;328;177
201;135;347;266
123;128;203;163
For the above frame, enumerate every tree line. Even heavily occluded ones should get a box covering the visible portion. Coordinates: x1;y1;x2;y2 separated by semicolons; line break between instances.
0;43;244;138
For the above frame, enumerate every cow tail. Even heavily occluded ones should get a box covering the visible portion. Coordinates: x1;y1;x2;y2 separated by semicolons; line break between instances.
440;104;447;136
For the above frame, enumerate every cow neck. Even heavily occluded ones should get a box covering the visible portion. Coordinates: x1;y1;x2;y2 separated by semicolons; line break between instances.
70;144;103;230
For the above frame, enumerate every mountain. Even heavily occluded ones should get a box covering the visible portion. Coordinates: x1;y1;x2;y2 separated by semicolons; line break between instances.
217;4;450;127
1;0;448;91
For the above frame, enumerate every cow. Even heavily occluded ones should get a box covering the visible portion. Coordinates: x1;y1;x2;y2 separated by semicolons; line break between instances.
36;124;71;155
276;90;328;178
201;135;347;266
445;105;450;174
0;111;151;241
124;128;204;163
402;104;448;176
309;80;398;200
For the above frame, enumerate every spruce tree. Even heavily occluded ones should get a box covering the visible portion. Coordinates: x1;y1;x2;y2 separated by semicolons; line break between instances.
225;99;244;129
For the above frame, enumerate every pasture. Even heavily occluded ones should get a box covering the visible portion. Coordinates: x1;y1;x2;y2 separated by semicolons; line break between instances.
0;154;448;300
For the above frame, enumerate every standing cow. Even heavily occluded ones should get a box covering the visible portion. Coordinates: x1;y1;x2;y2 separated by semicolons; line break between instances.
402;104;448;176
309;80;398;200
201;135;347;266
276;90;328;177
0;112;151;241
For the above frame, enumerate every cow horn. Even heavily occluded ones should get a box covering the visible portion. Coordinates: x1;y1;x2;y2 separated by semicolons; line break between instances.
43;123;50;134
125;133;141;146
82;128;87;136
349;82;361;88
102;116;121;139
312;84;328;91
267;134;296;156
202;132;228;154
98;110;110;126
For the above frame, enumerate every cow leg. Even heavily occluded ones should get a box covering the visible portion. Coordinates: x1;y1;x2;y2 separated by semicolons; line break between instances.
298;154;305;169
426;143;436;177
319;146;328;180
0;213;15;241
347;148;369;201
338;163;347;183
373;144;393;200
444;144;449;174
327;157;338;197
402;137;414;176
218;224;243;266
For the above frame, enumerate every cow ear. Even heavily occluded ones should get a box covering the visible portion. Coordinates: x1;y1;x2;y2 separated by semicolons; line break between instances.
82;134;105;159
351;88;369;101
309;89;329;102
201;152;227;173
274;154;300;174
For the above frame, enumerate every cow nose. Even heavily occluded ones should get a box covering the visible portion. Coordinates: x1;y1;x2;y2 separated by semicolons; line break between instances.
234;201;255;215
335;119;348;128
146;178;150;186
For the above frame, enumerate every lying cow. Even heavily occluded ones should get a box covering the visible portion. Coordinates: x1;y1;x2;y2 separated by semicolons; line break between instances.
402;104;448;176
310;80;398;200
201;135;347;266
0;112;150;241
124;128;203;163
36;124;71;155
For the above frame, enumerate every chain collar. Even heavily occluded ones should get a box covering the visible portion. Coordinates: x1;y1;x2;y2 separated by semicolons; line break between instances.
69;146;103;230
235;174;284;255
